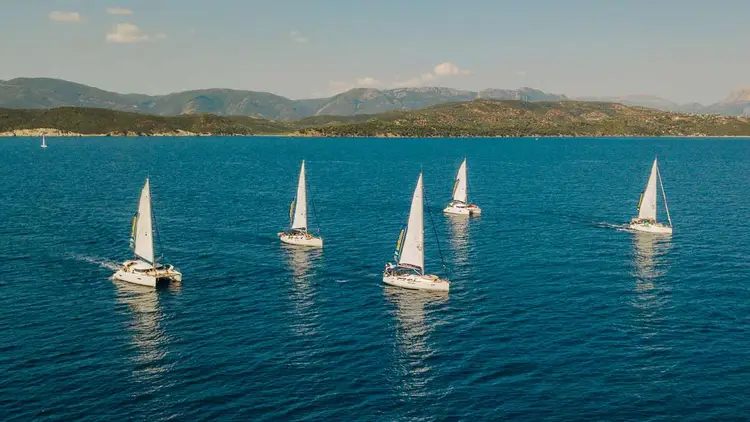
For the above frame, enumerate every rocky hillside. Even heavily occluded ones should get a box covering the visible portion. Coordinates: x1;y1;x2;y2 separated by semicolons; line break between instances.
0;107;290;136
0;78;567;119
297;100;750;137
2;77;750;122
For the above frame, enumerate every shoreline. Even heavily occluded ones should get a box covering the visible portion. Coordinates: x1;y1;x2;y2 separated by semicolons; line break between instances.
2;128;750;139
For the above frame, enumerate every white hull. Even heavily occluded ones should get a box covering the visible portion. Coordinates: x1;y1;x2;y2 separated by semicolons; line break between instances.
629;222;673;234
443;202;481;216
112;260;182;288
383;273;450;292
279;233;323;248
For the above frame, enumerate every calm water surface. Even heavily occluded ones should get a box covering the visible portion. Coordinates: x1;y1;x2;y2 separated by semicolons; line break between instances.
1;136;750;421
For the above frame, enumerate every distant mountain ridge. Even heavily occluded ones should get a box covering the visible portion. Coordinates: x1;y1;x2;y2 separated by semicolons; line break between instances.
575;88;750;117
1;77;748;118
0;78;569;119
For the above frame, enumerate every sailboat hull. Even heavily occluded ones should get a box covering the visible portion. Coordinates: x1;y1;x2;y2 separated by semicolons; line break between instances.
278;233;323;248
112;260;182;287
629;222;673;234
443;202;481;216
383;273;450;292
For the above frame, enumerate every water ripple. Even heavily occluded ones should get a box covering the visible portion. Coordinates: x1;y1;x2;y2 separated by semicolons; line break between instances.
2;136;750;420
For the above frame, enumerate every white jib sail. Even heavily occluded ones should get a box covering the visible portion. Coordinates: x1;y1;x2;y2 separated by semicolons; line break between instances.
134;177;155;263
638;158;659;220
452;158;468;203
399;173;425;273
291;160;307;230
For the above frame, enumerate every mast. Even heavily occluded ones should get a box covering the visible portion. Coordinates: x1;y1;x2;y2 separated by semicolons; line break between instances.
452;158;468;203
133;177;155;264
290;160;308;231
657;165;673;227
398;172;425;274
637;158;659;221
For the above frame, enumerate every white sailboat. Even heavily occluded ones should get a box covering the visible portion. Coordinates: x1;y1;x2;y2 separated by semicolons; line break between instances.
112;177;182;287
41;135;47;148
278;160;323;248
384;172;450;292
443;158;481;215
629;158;673;234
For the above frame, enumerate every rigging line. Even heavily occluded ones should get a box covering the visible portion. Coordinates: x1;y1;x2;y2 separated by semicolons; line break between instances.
423;184;448;275
308;181;321;232
657;165;672;227
151;187;165;263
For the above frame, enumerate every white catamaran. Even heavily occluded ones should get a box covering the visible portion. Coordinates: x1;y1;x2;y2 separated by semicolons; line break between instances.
41;135;47;148
443;158;481;216
384;172;450;292
279;160;323;248
629;158;673;234
112;177;182;287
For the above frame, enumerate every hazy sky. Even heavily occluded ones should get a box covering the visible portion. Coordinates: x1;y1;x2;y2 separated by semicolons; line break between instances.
1;0;748;103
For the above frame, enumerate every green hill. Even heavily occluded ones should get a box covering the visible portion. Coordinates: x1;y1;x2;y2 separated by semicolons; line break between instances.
297;100;750;137
0;107;290;135
2;100;750;137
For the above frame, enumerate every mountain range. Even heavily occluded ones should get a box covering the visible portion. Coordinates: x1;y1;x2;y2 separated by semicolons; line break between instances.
1;77;749;119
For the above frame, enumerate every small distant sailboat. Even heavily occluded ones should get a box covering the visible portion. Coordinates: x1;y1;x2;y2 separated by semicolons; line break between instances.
278;160;323;248
112;177;182;287
384;172;450;292
443;158;481;216
41;135;47;148
629;157;673;234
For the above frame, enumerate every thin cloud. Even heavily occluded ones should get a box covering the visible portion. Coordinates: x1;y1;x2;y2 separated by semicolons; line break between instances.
290;31;308;43
49;11;83;23
516;70;527;77
106;23;150;43
434;62;470;76
356;77;379;87
107;7;133;15
392;62;470;88
330;62;470;93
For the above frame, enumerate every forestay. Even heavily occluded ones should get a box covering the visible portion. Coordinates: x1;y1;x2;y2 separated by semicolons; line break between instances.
452;158;468;203
399;173;425;273
291;160;308;230
638;158;658;220
134;178;155;263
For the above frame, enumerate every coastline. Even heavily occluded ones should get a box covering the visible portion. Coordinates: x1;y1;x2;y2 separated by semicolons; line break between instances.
3;128;750;139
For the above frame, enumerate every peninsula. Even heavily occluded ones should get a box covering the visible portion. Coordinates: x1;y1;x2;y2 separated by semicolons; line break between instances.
2;100;750;138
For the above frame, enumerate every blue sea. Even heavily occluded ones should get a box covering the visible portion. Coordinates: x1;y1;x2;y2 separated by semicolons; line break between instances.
1;136;750;421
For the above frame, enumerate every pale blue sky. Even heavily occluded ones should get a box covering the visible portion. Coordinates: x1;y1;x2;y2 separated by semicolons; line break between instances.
1;0;748;103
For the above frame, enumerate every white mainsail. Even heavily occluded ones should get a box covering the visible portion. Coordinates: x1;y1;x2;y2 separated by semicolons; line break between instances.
291;160;307;230
452;158;468;203
399;173;425;273
638;158;658;220
134;178;155;263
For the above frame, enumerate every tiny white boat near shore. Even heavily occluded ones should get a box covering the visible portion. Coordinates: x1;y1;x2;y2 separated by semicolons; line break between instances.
112;177;182;287
41;135;47;148
278;160;323;248
443;158;480;216
384;172;450;292
629;158;673;234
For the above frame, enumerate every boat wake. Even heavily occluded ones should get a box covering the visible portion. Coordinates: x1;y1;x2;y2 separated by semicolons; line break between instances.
596;222;630;232
69;253;120;271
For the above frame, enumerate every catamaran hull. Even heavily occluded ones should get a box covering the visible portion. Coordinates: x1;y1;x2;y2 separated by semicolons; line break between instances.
383;274;450;292
443;203;481;216
629;223;673;234
279;233;323;248
112;265;182;288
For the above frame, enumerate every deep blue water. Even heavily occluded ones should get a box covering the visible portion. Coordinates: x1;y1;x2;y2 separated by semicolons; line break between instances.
1;136;750;421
